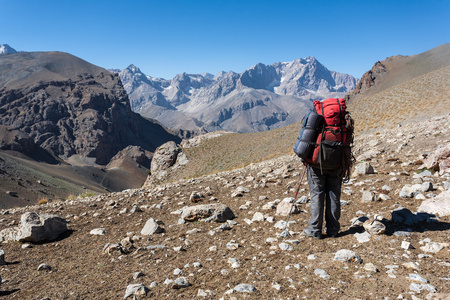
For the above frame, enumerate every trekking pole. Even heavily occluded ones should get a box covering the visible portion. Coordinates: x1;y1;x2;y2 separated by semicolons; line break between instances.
280;166;307;237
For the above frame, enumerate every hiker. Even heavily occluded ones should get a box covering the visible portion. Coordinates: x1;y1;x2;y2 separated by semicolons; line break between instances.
293;98;354;239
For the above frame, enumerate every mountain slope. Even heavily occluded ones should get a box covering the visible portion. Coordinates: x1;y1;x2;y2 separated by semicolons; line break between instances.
0;44;17;54
118;57;358;132
0;51;181;206
346;43;450;104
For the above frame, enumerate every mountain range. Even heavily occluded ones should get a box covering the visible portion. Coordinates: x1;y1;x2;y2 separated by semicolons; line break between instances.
115;57;358;132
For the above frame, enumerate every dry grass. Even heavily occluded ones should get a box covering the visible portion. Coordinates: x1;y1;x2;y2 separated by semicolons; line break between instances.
348;65;450;133
37;198;48;205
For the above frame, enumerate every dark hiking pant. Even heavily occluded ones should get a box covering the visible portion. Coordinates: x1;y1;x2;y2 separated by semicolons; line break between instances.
307;166;342;237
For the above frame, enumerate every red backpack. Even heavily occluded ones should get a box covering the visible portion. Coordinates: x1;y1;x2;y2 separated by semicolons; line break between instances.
303;98;350;170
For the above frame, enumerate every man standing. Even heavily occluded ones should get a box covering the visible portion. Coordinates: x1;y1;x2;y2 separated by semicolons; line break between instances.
298;98;354;239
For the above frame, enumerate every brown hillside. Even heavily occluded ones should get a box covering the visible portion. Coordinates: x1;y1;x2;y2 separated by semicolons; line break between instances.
348;65;450;133
346;43;450;103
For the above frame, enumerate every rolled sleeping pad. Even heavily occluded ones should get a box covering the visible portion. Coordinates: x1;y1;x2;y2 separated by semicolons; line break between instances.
293;109;324;159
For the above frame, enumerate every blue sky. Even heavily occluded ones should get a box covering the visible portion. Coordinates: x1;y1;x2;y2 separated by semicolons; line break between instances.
1;0;448;79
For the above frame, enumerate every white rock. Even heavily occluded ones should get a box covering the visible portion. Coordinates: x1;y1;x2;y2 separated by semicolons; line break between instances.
334;249;363;263
354;232;371;243
401;241;414;250
278;243;293;251
140;218;164;235
124;283;150;298
90;228;106;235
420;242;446;253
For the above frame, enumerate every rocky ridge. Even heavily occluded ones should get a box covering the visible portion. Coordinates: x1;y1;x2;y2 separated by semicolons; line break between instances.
0;114;448;299
116;57;358;132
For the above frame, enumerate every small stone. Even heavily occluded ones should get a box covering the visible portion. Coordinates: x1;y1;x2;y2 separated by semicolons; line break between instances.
314;269;330;279
21;243;32;249
252;212;265;222
403;262;420;271
334;249;362;263
197;289;214;297
364;263;378;273
363;219;386;235
124;283;150;298
37;263;51;271
133;272;144;279
226;241;239;250
354;232;371;243
278;243;293;251
362;191;375;203
234;284;256;293
173;268;183;275
420;242;445;253
401;241;414;250
172;277;191;289
90;228;106;235
140;218;164;235
409;283;437;293
307;254;317;260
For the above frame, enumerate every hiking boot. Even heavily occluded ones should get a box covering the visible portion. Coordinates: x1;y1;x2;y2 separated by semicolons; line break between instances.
302;229;322;239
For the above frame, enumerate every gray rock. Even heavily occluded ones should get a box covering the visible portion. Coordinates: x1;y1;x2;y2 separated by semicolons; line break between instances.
362;191;376;203
90;228;106;236
354;162;375;175
420;242;445;253
172;277;191;289
140;218;164;235
181;203;235;223
409;273;428;283
252;212;265;222
124;283;150;298
421;182;433;192
146;244;167;250
15;212;68;243
234;284;256;293
276;198;299;216
37;263;51;271
363;219;386;235
409;283;437;293
278;243;293;251
314;269;330;279
334;249;362;263
364;263;378;273
418;190;450;217
354;232;371;243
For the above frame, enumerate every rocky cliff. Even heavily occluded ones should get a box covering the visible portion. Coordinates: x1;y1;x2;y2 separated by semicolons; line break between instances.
0;51;180;165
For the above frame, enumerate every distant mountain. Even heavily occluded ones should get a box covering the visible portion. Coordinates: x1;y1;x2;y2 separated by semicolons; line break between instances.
0;44;17;54
117;57;358;133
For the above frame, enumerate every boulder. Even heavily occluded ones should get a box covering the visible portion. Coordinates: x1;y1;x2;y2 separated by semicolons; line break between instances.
423;143;450;173
141;218;164;235
15;212;68;243
363;219;386;235
124;284;150;298
276;198;299;216
145;141;183;185
181;203;235;223
354;162;375;175
418;190;450;217
334;249;362;263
